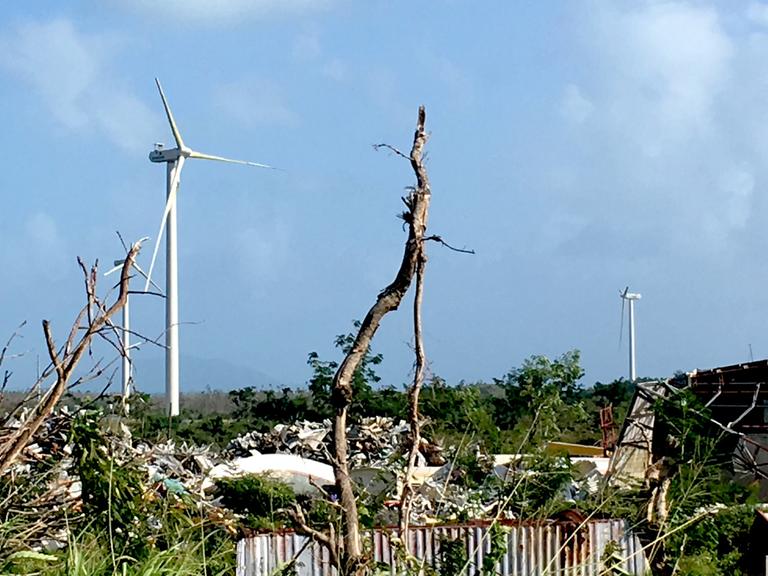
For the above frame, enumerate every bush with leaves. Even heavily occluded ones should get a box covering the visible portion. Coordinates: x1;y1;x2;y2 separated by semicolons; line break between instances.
493;351;591;448
307;320;383;421
438;536;467;576
215;474;297;532
69;413;149;556
499;450;575;518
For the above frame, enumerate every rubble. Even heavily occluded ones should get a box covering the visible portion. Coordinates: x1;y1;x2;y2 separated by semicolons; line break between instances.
225;416;444;468
1;407;609;557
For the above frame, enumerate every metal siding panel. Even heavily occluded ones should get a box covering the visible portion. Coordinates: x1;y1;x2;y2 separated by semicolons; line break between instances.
236;520;648;576
537;524;544;576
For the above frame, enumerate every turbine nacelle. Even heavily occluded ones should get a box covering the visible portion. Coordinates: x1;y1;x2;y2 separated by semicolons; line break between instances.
149;147;182;163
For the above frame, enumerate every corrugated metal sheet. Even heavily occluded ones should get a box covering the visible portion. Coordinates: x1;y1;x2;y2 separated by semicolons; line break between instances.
236;519;647;576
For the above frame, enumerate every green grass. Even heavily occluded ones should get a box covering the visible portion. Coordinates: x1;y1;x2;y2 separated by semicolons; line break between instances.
0;525;235;576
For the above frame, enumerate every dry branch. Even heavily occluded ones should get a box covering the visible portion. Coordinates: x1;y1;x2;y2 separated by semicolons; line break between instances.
0;241;143;476
399;252;427;538
287;504;340;569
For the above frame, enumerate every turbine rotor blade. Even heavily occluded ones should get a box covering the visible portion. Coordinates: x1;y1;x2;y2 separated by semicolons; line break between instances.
104;264;122;277
145;157;185;292
619;294;626;350
133;262;163;293
188;149;274;169
155;78;185;150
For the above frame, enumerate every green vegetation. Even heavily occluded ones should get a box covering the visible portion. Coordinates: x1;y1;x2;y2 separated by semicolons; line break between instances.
1;529;233;576
215;474;296;531
0;409;236;575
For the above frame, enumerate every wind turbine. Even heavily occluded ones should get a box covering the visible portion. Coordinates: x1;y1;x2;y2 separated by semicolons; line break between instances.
620;287;642;381
105;240;162;414
144;78;273;417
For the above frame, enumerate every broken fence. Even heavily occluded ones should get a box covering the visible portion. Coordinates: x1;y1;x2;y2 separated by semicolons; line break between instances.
236;519;647;576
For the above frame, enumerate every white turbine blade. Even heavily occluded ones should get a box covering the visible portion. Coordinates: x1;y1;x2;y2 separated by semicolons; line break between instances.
144;157;185;292
155;78;185;150
618;294;626;350
132;262;163;293
188;149;274;169
104;263;122;277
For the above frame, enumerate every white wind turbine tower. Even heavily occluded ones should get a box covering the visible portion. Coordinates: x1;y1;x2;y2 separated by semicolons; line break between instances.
620;287;642;382
104;240;162;414
144;78;273;417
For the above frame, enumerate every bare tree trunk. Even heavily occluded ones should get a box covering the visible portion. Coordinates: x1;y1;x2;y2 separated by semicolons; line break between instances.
331;106;430;574
0;242;142;476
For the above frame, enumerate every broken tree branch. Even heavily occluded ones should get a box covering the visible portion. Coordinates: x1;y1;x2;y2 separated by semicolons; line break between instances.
372;143;410;161
424;235;476;254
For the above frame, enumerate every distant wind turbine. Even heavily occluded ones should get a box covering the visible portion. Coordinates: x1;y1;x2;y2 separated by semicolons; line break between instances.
144;78;273;416
105;240;162;414
620;287;642;381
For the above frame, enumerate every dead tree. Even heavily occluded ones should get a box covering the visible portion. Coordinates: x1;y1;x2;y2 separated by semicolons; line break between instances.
329;106;431;573
0;241;142;476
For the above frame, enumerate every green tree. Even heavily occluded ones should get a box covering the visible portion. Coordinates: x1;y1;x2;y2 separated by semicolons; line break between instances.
421;377;500;449
307;321;383;421
494;351;587;444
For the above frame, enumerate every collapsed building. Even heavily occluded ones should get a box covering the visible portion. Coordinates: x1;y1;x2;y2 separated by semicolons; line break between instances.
609;359;768;491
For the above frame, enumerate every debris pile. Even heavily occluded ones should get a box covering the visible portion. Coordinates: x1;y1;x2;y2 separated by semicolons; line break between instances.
226;419;331;460
1;406;608;557
226;416;445;468
140;439;218;494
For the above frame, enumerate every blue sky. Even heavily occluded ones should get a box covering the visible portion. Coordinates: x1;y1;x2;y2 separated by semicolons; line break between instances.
2;1;768;394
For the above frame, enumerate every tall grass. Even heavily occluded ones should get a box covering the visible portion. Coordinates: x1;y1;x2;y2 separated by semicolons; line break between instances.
1;527;235;575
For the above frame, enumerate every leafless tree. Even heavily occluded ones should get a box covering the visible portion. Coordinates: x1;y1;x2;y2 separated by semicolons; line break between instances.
0;241;143;476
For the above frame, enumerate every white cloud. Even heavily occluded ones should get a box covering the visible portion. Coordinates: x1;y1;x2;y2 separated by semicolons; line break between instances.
118;0;333;24
214;80;299;127
628;3;731;125
594;2;733;146
560;84;593;124
558;2;767;255
0;19;156;153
